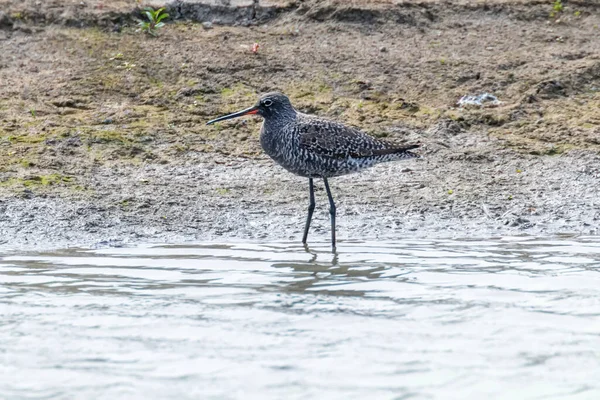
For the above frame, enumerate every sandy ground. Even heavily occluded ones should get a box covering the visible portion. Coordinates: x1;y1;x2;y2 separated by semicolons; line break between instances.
0;0;599;250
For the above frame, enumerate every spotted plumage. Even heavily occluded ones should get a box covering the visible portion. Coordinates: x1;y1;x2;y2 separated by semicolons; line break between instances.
207;92;420;249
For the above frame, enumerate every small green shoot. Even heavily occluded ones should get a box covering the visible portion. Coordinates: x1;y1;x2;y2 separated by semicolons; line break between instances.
550;0;563;18
19;159;33;168
447;189;454;195
29;108;36;117
553;0;564;13
137;7;169;37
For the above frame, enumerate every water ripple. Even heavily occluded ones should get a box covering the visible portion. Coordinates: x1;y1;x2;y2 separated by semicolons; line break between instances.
1;237;600;399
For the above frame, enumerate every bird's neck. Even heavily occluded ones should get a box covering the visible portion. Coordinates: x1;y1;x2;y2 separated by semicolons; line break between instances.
263;108;297;131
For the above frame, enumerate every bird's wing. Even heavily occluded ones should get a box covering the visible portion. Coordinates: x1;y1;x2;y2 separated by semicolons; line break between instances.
297;116;418;159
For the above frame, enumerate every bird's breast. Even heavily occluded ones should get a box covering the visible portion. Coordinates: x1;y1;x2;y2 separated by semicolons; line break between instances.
260;124;292;159
259;125;278;158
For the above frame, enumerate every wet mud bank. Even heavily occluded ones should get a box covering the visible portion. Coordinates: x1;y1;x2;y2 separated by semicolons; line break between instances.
0;0;599;250
2;148;599;251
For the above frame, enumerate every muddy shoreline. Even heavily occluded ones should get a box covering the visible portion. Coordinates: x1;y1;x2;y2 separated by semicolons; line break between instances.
2;147;599;251
1;0;599;250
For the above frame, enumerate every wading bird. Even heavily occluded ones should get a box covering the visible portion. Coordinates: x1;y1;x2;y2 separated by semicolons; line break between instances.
207;92;419;250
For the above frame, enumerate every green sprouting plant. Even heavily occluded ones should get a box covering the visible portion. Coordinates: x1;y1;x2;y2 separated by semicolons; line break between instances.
553;0;564;13
137;7;169;36
549;0;563;18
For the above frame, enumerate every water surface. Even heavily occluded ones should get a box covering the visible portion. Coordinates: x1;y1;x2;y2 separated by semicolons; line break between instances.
2;237;600;399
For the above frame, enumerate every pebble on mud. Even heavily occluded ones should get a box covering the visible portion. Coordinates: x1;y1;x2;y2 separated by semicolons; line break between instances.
457;93;501;108
0;11;10;28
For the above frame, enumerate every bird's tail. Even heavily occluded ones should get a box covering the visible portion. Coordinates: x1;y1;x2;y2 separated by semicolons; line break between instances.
396;144;420;159
373;143;420;159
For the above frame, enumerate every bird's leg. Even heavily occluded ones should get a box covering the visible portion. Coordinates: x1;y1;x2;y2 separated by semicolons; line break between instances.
323;178;336;250
302;178;316;244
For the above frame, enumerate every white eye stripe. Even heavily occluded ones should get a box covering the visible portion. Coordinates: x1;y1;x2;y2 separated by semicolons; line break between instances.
264;99;273;107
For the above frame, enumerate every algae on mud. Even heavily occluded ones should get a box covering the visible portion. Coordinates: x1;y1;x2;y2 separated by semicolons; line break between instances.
0;0;599;249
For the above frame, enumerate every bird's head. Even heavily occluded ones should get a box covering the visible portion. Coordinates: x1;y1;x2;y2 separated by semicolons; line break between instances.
206;92;295;125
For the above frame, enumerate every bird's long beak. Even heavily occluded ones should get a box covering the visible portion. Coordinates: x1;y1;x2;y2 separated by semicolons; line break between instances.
206;106;259;125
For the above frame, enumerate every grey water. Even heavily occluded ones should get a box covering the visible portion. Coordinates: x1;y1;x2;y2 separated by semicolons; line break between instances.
1;237;600;400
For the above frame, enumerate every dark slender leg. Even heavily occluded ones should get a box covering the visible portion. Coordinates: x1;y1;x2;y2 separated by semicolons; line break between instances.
323;178;336;250
302;178;316;244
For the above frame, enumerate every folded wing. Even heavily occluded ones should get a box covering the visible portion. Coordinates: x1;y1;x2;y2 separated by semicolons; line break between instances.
297;116;419;159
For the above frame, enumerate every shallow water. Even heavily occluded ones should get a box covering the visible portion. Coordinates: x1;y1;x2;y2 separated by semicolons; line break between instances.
1;237;600;399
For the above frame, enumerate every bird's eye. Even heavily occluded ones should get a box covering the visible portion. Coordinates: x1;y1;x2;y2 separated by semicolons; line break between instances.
263;99;273;107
